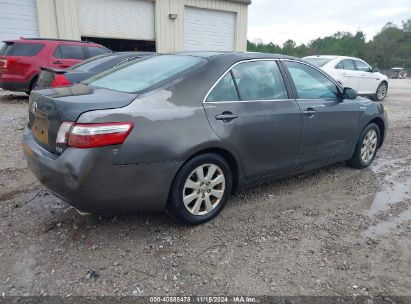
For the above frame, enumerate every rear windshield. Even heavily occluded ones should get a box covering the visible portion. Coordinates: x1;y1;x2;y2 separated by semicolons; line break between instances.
304;57;333;67
84;55;206;93
70;55;120;72
0;42;44;56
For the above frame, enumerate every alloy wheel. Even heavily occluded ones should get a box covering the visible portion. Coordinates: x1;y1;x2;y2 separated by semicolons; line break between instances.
182;164;225;216
377;83;387;100
361;129;378;163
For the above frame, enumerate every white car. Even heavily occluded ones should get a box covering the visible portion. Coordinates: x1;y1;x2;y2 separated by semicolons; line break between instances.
303;55;389;101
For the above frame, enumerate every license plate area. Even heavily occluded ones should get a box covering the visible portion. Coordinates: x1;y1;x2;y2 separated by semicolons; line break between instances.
32;112;49;145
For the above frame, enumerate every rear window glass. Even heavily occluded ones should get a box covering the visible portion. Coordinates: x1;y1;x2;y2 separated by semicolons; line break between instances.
0;43;44;56
54;45;85;60
0;43;11;55
71;55;141;73
87;46;110;58
85;55;206;93
70;55;117;72
304;57;333;67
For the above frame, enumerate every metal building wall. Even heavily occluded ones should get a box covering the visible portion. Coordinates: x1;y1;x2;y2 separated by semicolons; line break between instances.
35;0;249;52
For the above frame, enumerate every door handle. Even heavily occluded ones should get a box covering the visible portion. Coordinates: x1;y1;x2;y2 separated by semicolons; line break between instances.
303;108;317;116
53;61;62;64
215;112;238;122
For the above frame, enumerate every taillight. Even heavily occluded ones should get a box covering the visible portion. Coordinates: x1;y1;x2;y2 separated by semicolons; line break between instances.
2;58;18;69
51;74;72;87
56;122;133;149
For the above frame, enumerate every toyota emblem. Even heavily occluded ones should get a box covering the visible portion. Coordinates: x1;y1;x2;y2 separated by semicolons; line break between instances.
32;101;38;113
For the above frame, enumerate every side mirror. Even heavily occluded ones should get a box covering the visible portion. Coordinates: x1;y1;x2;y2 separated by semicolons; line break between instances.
342;87;358;100
372;67;378;73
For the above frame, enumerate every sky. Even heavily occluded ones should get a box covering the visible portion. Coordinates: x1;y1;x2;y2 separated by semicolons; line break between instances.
247;0;411;45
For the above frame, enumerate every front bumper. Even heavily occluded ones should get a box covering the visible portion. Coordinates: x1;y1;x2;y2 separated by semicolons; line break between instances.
22;126;182;214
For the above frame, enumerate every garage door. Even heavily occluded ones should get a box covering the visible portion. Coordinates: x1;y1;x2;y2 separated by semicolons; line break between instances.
0;0;39;44
78;0;155;41
184;7;236;51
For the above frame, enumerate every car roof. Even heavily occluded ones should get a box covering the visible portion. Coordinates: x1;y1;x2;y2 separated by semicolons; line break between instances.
2;38;101;45
169;51;299;61
304;55;338;59
304;55;365;61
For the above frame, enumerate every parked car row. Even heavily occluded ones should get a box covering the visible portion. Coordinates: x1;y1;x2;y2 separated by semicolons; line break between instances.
22;52;387;224
0;38;111;93
0;38;391;103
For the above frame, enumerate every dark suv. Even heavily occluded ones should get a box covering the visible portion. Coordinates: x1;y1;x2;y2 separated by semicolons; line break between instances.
0;38;111;94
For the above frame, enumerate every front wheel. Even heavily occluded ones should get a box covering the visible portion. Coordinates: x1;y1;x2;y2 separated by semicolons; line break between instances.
372;82;388;101
167;154;232;225
348;123;380;169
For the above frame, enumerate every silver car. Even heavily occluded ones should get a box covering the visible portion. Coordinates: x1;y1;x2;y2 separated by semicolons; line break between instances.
23;52;387;224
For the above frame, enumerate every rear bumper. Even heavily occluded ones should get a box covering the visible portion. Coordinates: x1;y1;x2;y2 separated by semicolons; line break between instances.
0;80;30;92
22;126;182;214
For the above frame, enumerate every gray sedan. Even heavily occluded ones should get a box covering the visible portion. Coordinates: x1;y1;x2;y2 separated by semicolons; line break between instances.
23;52;387;224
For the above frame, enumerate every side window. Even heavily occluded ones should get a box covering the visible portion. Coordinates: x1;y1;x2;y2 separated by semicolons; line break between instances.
285;61;339;99
87;46;109;58
231;61;288;100
341;59;356;70
335;61;344;69
355;60;371;72
206;72;239;102
54;45;85;60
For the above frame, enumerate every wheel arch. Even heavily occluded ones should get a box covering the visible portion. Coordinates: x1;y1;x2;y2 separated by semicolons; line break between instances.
177;147;242;194
368;117;386;148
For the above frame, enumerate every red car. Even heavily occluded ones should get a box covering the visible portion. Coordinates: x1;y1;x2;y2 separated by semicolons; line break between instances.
0;38;111;94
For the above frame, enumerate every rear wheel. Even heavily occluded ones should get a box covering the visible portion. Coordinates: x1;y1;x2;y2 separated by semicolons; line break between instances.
25;75;39;95
348;123;380;169
167;153;232;225
372;82;388;101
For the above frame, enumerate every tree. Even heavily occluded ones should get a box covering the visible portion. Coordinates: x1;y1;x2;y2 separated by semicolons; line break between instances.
247;18;411;69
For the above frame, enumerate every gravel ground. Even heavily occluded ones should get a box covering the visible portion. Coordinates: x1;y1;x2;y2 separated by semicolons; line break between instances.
0;80;410;297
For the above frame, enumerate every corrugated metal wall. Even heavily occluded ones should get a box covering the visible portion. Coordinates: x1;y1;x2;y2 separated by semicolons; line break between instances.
36;0;80;40
35;0;248;52
155;0;248;52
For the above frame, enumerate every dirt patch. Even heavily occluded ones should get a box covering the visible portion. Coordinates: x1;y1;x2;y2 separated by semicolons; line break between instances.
0;82;410;297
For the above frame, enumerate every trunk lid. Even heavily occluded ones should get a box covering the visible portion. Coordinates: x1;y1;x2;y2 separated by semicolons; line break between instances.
28;83;137;154
35;66;67;89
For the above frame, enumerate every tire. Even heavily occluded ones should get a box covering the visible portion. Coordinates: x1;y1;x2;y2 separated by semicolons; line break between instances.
372;82;388;101
25;76;38;95
348;123;380;169
167;153;232;225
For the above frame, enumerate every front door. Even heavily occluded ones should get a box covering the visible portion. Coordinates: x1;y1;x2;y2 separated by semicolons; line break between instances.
334;59;360;91
354;59;380;94
283;60;360;166
203;60;302;178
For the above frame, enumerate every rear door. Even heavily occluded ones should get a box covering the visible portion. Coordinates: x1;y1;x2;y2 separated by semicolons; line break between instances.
203;60;302;178
283;60;359;166
49;44;86;69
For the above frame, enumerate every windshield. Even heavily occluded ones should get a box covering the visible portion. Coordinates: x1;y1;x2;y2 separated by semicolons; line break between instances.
84;55;206;93
304;57;333;67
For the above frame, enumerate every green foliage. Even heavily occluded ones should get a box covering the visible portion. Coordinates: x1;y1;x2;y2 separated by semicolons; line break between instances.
247;19;411;69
